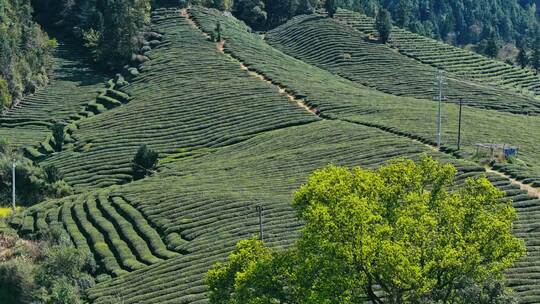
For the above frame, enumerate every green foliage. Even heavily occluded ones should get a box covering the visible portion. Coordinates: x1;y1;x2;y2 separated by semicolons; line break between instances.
0;0;53;104
51;122;65;152
325;0;338;17
532;36;540;72
132;145;159;180
47;277;84;304
43;164;63;184
0;150;72;206
375;7;392;43
35;245;93;290
233;0;268;28
211;22;223;42
479;32;501;58
82;28;103;63
214;0;234;10
517;46;529;68
355;0;539;47
33;0;151;67
208;156;525;303
0;259;36;303
0;76;12;108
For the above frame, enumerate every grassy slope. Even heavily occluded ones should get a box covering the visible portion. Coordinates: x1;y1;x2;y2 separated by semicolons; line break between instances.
334;10;540;98
190;8;540;186
40;10;316;191
266;15;540;115
0;43;108;149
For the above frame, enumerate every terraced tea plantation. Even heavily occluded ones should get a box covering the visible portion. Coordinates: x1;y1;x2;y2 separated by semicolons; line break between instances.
11;191;178;279
0;43;108;149
13;119;540;303
40;9;317;191
266;15;540;115
191;7;540;186
2;5;540;304
334;9;540;98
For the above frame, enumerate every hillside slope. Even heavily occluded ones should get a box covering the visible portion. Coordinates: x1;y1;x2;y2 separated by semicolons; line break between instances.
335;10;540;98
190;8;540;187
266;15;540;115
0;43;107;150
3;6;540;304
38;10;316;191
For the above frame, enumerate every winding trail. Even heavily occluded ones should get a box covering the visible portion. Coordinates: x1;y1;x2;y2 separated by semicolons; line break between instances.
180;8;540;200
487;168;540;198
180;8;318;116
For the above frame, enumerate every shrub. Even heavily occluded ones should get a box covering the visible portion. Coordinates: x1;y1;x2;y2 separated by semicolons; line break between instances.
43;164;63;183
0;152;72;206
51;122;65;152
132;145;158;180
0;76;12;108
47;277;84;304
0;259;35;303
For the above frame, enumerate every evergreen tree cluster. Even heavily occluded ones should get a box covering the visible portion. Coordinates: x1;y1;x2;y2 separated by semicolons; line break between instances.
355;0;538;44
208;0;539;65
0;0;55;109
31;0;151;68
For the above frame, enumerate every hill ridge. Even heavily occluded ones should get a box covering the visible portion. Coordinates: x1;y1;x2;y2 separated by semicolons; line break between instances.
334;9;540;99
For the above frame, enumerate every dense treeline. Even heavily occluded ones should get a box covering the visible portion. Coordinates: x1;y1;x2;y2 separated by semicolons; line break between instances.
208;0;539;46
0;0;55;109
358;0;539;45
31;0;151;67
207;0;539;66
2;0;538;105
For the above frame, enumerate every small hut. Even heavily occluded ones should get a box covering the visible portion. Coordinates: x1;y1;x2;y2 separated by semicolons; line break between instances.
474;143;519;161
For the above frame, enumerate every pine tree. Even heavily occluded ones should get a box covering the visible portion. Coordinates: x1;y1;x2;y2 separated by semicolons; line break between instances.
375;8;392;44
214;0;234;11
484;32;500;58
532;37;540;73
325;0;337;18
517;46;529;68
52;122;65;152
396;0;410;27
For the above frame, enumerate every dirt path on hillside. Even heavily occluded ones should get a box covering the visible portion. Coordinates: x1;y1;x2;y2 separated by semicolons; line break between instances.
180;8;539;199
486;168;540;198
180;9;317;116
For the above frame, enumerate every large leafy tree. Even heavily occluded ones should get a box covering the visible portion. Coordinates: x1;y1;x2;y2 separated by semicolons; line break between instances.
207;156;525;303
233;0;267;29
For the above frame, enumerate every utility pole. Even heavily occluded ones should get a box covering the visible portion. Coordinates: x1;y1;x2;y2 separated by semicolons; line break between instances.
12;161;16;212
434;69;447;149
457;98;463;150
256;205;263;242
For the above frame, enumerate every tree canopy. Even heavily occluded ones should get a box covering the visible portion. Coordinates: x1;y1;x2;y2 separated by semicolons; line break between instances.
207;156;525;303
375;8;392;43
0;0;55;106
